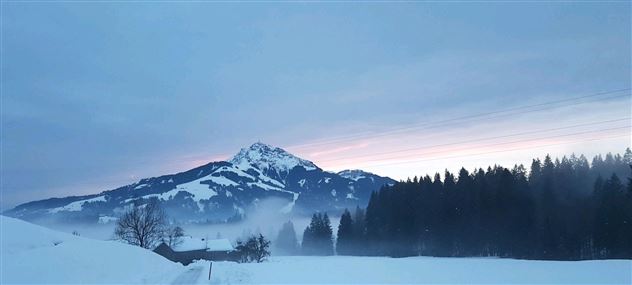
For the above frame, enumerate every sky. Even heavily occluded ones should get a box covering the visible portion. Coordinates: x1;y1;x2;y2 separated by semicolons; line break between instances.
1;2;630;210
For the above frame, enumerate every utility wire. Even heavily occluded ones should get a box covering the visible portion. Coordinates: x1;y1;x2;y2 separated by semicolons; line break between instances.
316;117;630;163
320;126;630;168
285;89;630;150
351;133;630;169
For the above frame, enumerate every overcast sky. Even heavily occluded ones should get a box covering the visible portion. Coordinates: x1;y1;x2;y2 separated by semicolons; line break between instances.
2;2;630;210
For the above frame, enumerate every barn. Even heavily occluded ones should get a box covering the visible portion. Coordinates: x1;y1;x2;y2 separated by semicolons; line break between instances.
153;237;234;265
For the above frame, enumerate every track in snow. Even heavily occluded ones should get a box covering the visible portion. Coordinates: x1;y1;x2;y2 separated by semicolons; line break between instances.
171;266;203;285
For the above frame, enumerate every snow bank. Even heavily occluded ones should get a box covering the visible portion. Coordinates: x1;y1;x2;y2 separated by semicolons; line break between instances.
0;216;184;284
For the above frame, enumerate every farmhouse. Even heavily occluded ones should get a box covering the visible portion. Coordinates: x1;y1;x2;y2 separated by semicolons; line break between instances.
154;237;234;265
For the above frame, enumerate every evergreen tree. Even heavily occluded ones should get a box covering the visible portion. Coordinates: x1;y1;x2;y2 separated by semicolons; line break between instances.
628;165;632;197
364;191;381;255
341;150;632;260
302;214;319;255
275;220;299;255
302;213;334;255
353;206;366;238
336;209;354;255
321;213;334;255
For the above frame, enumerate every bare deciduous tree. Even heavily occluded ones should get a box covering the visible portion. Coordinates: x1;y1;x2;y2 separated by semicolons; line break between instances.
114;200;167;249
164;225;185;248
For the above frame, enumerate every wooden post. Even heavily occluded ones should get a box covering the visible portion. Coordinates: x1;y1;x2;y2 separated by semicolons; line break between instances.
208;262;213;280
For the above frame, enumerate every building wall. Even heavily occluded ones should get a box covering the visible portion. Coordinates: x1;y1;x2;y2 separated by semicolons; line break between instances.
153;243;235;265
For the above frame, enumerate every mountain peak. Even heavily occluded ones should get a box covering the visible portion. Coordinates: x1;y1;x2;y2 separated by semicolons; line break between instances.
229;142;318;172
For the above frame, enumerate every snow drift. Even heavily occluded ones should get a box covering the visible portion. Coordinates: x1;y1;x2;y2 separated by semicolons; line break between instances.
0;216;183;284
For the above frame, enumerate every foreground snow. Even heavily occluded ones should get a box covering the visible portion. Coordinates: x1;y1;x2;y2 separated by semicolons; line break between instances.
2;216;631;284
0;216;184;284
194;256;631;284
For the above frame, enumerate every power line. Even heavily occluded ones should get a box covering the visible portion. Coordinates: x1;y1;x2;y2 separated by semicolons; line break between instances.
319;126;630;168
175;89;630;165
39;89;630;178
349;133;630;169
284;89;630;150
288;92;629;150
316;117;630;164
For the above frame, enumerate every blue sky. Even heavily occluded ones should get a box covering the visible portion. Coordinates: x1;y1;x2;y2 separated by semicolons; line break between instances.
2;2;630;210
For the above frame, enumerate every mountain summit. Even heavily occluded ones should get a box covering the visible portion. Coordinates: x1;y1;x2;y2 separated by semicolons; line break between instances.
5;142;395;223
230;142;318;182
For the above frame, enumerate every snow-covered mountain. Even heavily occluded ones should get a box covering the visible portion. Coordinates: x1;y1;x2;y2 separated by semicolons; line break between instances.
4;142;395;223
338;169;376;181
230;142;317;182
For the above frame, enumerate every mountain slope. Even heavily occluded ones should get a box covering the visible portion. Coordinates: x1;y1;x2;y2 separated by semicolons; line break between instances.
5;142;395;223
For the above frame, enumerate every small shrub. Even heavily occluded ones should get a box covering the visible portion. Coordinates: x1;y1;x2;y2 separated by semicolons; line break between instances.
234;234;271;263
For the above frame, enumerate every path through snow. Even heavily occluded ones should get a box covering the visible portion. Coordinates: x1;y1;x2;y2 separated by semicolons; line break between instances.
171;265;203;284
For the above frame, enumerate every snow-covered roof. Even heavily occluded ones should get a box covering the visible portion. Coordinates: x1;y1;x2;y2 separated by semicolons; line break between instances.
206;239;234;251
174;237;233;252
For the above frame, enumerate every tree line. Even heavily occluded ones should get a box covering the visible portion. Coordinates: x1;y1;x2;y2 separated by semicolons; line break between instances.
275;150;632;260
275;213;336;256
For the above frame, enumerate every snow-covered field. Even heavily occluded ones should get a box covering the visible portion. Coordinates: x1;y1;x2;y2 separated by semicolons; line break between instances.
194;256;632;284
2;216;631;284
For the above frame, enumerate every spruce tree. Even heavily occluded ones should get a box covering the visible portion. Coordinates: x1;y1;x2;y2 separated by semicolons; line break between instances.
301;214;319;255
336;209;354;255
275;220;299;255
321;213;334;255
352;206;366;254
302;213;334;255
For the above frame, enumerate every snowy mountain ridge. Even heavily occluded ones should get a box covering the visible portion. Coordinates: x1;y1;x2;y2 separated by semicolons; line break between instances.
231;142;317;171
338;169;377;181
5;142;395;223
230;142;318;182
